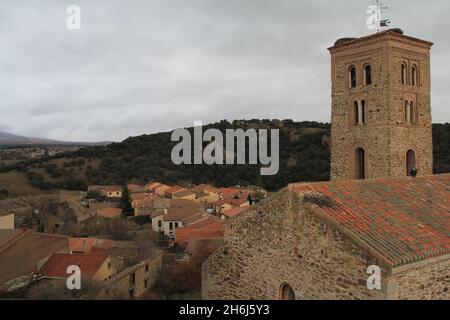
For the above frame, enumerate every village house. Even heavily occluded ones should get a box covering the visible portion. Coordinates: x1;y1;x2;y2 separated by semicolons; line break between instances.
0;212;14;230
127;184;147;194
172;190;196;201
92;252;163;299
175;216;224;249
88;185;122;199
153;184;171;197
192;184;221;204
150;198;204;235
165;186;185;199
133;198;158;216
161;207;205;239
39;252;114;283
221;206;248;220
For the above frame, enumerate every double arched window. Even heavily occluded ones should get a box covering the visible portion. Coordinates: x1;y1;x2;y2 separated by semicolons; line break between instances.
401;62;419;86
348;64;372;88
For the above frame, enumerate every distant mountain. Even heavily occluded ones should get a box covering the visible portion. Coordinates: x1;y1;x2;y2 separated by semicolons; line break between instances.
0;132;110;146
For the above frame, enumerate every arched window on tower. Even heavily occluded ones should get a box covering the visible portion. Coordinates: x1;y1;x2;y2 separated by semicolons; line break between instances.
354;101;359;125
401;63;407;85
349;66;357;88
364;65;372;85
354;148;366;180
406;149;416;176
361;100;366;125
412;64;418;86
279;283;296;300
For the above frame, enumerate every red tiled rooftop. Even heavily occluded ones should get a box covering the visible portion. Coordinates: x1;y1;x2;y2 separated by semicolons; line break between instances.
222;206;249;218
40;253;108;278
291;174;450;268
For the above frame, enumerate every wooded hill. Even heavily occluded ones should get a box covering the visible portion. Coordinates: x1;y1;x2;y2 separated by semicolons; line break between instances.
1;120;449;193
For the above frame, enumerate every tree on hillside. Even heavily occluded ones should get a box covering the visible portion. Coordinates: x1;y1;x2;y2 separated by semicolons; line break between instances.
121;184;133;217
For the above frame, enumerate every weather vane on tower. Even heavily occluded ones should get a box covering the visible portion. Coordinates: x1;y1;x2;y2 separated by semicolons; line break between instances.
366;0;390;33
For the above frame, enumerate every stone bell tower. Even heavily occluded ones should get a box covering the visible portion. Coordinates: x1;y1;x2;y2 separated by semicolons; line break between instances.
328;29;433;181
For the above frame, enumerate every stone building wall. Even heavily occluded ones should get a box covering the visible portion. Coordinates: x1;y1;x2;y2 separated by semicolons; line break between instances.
202;189;387;300
203;189;449;300
93;252;163;299
387;258;449;300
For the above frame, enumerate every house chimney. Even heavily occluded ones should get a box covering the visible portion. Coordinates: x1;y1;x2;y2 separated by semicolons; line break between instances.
164;208;168;215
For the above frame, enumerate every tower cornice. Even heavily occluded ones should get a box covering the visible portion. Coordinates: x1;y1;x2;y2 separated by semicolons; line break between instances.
328;30;433;54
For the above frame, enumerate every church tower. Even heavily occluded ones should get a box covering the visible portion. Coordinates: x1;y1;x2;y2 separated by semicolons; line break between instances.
328;29;433;181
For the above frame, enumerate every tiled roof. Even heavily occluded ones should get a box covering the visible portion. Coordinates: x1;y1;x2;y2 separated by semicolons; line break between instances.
166;186;185;194
222;206;249;218
69;237;98;253
40;253;108;278
173;190;195;198
291;174;450;268
163;207;203;221
168;199;203;209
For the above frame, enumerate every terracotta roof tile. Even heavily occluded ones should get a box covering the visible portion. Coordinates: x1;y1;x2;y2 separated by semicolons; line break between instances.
39;253;108;278
291;174;450;267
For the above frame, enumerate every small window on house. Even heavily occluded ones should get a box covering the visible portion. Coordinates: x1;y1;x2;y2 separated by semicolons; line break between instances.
130;273;136;286
349;66;357;88
144;279;149;288
169;222;173;230
355;148;366;180
364;65;372;85
175;222;179;228
401;63;407;84
412;65;418;86
406;150;416;176
158;220;162;228
145;265;149;272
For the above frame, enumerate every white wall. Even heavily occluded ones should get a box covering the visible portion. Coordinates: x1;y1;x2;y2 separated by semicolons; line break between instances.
0;214;14;230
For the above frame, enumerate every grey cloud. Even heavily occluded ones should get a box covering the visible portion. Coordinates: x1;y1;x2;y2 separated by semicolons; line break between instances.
0;0;449;142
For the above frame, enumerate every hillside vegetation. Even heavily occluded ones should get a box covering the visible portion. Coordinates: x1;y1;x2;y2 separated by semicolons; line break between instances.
1;120;449;193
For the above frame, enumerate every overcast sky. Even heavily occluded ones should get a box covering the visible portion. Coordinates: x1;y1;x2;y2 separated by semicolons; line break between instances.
1;0;449;142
